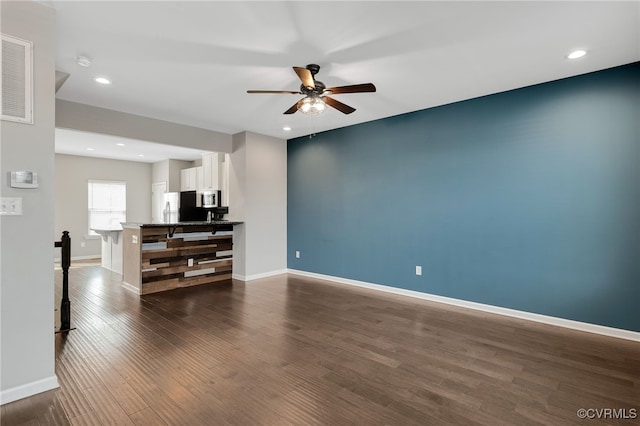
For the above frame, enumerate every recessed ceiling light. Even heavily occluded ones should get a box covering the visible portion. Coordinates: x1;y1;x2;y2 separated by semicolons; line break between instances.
94;77;111;85
283;126;291;131
76;56;92;67
138;154;145;157
567;50;587;60
116;143;126;147
87;148;95;151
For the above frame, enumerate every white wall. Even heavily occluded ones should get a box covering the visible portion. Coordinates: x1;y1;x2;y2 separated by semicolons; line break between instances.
230;132;287;279
229;134;247;277
245;132;287;277
151;158;192;192
168;159;193;192
151;160;169;187
55;154;152;259
0;1;58;404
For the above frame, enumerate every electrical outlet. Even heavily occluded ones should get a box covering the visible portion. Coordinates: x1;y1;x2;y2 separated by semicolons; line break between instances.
188;258;194;267
295;251;300;259
415;265;422;276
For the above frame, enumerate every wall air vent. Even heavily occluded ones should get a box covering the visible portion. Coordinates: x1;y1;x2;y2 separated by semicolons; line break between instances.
1;33;33;124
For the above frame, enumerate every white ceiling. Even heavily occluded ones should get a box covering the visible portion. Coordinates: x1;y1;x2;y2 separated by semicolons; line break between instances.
51;1;639;162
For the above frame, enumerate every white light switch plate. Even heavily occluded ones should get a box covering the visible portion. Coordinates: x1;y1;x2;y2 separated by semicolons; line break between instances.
0;197;22;215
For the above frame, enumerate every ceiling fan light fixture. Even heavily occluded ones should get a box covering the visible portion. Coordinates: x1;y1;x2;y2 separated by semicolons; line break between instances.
297;95;326;115
247;64;374;115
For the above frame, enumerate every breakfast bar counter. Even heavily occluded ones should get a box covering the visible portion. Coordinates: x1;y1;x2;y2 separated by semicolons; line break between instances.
121;221;243;295
91;227;123;274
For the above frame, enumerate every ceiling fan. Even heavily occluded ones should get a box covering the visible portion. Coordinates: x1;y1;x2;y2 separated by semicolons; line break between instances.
247;64;376;115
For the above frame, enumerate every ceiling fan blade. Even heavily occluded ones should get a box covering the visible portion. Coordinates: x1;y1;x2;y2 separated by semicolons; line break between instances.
324;83;376;95
293;67;315;89
324;96;355;114
283;102;299;115
247;90;301;94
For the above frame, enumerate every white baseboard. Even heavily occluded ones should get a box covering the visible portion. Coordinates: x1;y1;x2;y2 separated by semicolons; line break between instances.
0;375;59;405
54;255;100;263
234;269;289;282
121;281;140;295
287;269;640;342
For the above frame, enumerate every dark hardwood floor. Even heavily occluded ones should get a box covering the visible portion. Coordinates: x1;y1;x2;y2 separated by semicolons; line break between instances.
2;261;639;425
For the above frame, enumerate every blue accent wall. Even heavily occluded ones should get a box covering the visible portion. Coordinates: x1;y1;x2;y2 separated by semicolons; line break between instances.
288;63;640;332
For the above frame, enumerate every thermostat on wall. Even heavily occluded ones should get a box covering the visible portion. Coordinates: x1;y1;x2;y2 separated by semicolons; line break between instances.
10;171;38;188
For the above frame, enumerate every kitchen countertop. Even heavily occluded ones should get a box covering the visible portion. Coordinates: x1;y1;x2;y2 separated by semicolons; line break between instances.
121;220;243;229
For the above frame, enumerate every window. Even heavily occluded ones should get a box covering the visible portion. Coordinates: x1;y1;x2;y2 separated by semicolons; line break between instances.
88;180;126;235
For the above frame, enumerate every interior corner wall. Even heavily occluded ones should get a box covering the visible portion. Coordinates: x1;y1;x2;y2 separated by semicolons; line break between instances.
151;159;193;193
230;132;287;280
54;154;152;259
151;159;170;186
229;133;247;278
244;132;287;277
288;63;640;332
167;159;193;192
1;1;59;404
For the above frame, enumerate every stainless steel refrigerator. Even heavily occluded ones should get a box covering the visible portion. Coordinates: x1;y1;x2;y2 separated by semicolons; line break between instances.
162;192;180;223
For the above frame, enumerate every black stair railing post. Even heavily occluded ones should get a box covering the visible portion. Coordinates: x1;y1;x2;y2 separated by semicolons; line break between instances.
59;230;71;332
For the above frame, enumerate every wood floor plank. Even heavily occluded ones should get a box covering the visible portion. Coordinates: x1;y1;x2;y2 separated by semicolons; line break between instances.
67;409;103;426
80;383;135;426
128;407;167;426
107;382;149;417
2;261;638;425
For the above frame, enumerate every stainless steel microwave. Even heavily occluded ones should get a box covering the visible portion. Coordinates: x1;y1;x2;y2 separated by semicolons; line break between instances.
201;190;221;208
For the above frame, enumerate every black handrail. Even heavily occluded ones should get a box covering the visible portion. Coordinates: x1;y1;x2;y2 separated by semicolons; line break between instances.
54;231;72;333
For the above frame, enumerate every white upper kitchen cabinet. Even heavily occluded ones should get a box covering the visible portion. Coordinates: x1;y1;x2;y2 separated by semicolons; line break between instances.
195;166;204;192
202;152;219;190
180;167;197;191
